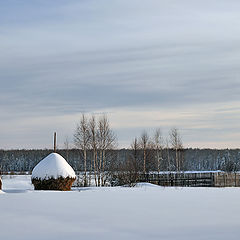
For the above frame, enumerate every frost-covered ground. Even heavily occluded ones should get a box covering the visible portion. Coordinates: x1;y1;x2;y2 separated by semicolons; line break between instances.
1;176;240;240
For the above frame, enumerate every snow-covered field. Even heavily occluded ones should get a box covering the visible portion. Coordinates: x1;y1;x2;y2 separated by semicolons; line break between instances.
1;175;240;240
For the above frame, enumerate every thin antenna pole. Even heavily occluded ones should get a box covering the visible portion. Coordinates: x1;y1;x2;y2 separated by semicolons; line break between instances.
54;132;57;153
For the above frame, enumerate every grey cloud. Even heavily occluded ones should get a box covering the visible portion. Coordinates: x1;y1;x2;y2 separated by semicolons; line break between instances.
1;0;240;148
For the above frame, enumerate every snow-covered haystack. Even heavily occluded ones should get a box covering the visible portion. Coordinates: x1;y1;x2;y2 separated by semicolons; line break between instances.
0;177;2;190
31;153;76;191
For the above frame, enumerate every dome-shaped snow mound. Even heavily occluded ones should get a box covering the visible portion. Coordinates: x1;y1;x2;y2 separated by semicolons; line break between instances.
32;153;76;180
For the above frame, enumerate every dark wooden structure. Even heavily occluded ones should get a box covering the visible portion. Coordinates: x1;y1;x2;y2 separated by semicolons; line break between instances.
138;172;240;187
32;176;75;191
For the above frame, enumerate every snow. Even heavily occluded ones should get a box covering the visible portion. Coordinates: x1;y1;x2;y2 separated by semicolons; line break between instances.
32;153;76;180
0;176;240;240
2;175;33;193
134;182;161;188
150;170;223;174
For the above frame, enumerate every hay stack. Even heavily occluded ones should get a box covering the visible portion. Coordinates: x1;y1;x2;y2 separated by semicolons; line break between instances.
0;177;2;190
31;153;76;191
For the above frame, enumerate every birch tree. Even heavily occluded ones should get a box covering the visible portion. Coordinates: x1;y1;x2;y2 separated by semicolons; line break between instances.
130;137;140;182
169;127;183;171
140;131;150;175
153;128;164;174
131;137;140;167
89;115;98;186
74;114;90;186
165;138;171;171
97;115;117;186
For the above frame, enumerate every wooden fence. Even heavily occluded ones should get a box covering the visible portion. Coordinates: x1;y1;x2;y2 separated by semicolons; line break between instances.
138;172;240;187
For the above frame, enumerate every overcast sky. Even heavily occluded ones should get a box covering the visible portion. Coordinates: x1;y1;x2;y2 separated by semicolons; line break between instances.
1;0;240;149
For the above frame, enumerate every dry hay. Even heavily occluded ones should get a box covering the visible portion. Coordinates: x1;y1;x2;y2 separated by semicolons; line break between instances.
32;176;76;191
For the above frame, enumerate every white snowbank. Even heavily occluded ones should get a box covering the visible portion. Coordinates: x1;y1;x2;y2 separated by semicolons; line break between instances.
2;175;33;191
149;170;223;174
134;182;160;188
1;176;240;239
32;153;76;180
1;178;240;239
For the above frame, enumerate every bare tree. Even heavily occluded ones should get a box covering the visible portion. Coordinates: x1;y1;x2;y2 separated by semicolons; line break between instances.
139;131;150;175
74;114;90;186
73;114;117;187
153;128;164;175
64;136;70;162
110;137;140;187
89;115;98;186
169;127;183;171
129;137;141;183
131;137;139;165
97;115;117;186
165;138;171;171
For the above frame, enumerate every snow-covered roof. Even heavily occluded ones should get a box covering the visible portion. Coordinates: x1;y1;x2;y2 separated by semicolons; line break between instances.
32;153;76;180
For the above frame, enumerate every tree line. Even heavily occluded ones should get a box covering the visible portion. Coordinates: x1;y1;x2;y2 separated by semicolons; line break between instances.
0;114;240;186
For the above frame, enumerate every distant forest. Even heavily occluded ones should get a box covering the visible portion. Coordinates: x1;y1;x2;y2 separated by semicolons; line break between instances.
1;115;240;175
0;148;240;173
